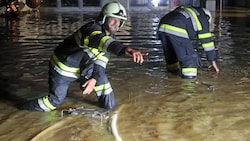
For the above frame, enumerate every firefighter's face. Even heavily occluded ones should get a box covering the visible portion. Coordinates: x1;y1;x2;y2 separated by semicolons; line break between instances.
106;17;121;34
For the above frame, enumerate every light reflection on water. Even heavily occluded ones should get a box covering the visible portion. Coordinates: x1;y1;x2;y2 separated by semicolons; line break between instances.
0;7;250;141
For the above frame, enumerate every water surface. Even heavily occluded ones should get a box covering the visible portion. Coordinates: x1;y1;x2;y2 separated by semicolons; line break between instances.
0;7;250;141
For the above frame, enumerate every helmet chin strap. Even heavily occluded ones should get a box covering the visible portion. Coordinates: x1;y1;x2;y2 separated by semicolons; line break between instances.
103;21;112;35
103;18;110;33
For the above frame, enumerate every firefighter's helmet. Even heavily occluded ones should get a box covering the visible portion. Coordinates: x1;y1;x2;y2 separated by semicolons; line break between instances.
97;2;127;27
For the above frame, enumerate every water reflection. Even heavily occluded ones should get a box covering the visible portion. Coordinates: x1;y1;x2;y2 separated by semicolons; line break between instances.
0;6;250;141
214;8;250;70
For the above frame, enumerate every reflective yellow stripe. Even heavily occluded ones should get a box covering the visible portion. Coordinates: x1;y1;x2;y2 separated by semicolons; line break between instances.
98;36;112;51
182;68;197;73
182;68;197;77
97;54;109;63
84;37;89;46
89;48;101;56
202;42;214;48
159;24;189;38
160;24;188;35
92;31;102;35
52;55;80;73
84;31;102;46
85;46;109;67
53;63;79;78
94;82;111;92
88;47;109;62
183;7;202;31
43;96;56;110
198;33;212;39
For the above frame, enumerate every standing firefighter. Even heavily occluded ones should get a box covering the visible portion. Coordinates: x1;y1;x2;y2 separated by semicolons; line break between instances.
157;0;219;78
19;2;148;111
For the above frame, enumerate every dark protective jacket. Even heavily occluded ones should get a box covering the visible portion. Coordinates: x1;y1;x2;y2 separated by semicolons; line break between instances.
51;21;127;80
158;6;217;62
21;21;125;112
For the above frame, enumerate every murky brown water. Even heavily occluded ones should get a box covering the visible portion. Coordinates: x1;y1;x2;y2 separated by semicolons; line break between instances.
0;6;250;141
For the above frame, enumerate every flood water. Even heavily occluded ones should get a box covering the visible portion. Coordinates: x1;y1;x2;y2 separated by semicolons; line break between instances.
0;6;250;141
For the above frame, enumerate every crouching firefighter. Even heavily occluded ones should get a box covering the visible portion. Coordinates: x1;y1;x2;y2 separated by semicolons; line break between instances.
18;2;148;112
157;0;219;79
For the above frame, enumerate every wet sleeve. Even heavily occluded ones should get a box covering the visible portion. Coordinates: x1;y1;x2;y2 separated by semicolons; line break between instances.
91;63;105;81
89;34;127;56
198;17;217;62
81;23;127;56
205;50;217;62
107;41;127;56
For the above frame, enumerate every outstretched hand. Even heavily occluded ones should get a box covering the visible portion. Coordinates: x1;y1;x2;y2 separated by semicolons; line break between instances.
208;61;220;73
81;78;96;95
125;48;149;64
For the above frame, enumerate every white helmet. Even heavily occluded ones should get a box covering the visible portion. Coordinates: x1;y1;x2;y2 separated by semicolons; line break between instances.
97;2;127;27
203;8;212;24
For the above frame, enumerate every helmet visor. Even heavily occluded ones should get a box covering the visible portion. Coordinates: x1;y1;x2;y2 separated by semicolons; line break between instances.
112;9;127;20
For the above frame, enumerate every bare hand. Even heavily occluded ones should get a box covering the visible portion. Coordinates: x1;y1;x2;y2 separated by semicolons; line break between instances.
125;48;149;64
208;61;219;73
81;78;96;95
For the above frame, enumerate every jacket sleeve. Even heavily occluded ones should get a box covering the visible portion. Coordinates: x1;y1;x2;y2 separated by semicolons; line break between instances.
88;33;127;56
79;22;127;56
198;15;217;62
91;63;105;81
91;52;110;81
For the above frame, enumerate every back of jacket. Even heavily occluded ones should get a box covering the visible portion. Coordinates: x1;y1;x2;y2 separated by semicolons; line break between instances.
159;6;210;40
158;6;217;62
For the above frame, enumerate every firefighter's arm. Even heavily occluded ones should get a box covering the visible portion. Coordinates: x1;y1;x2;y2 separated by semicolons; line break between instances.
125;47;149;64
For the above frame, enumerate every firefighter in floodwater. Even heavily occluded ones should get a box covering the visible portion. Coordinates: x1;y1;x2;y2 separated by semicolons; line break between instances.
18;1;148;111
157;0;219;79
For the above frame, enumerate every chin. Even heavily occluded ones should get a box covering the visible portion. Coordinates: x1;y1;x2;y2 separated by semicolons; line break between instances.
110;30;117;34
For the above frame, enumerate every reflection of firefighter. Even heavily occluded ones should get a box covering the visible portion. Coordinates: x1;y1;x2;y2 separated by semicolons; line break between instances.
0;0;19;18
157;0;219;79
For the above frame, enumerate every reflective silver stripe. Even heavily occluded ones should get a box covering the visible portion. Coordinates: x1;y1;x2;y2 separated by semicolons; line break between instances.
203;46;215;51
94;59;107;68
38;98;51;112
179;7;201;31
179;9;198;31
182;72;197;77
179;10;190;19
158;27;189;38
51;60;79;78
188;9;199;31
83;48;96;59
53;65;79;78
96;87;113;96
103;38;115;52
51;55;80;73
202;42;215;51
